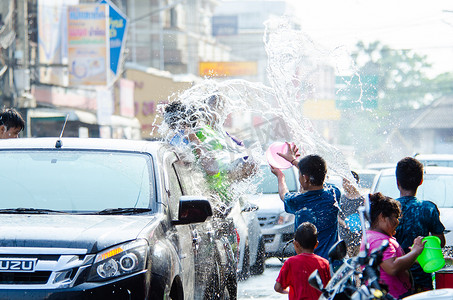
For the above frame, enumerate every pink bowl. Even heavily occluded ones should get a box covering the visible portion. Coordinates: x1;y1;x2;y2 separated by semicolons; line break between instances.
266;142;292;169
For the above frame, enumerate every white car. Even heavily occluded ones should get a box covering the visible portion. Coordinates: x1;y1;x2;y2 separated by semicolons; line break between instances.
370;166;453;246
414;153;453;168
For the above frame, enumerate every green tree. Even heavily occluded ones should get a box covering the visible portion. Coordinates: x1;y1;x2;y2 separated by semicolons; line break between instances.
351;40;433;110
338;41;453;165
426;72;453;100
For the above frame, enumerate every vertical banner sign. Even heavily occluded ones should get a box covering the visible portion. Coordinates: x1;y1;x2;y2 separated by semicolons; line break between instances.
119;79;135;118
100;0;128;77
38;0;79;85
68;4;109;86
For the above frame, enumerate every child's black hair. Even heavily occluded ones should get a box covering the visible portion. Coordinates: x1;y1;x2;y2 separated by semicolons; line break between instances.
0;108;25;131
396;157;423;192
294;222;318;250
297;155;327;186
351;170;359;184
369;192;401;226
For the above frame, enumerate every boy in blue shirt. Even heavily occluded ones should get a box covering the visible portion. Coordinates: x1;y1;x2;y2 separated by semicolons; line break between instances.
394;157;445;292
271;143;341;259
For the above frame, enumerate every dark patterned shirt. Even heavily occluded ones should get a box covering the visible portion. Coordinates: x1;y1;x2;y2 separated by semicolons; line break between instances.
284;185;341;260
395;196;445;289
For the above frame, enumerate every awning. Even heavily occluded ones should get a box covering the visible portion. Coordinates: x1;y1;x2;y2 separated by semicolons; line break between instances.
28;108;141;128
110;115;141;129
27;108;98;125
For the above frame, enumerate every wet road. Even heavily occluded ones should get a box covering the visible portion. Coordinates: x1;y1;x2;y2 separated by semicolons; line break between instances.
237;258;287;299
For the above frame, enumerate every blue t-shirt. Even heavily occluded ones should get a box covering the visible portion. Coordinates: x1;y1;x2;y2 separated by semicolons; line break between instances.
395;196;445;289
284;185;341;260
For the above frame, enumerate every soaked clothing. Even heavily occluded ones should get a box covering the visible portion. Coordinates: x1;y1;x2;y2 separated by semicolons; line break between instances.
395;196;445;290
284;185;341;259
361;230;412;299
338;195;364;256
276;253;331;300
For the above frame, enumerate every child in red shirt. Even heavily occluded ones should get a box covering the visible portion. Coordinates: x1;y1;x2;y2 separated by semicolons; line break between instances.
274;222;331;300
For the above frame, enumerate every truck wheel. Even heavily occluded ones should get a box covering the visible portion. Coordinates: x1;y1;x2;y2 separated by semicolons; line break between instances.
204;259;221;299
250;238;265;275
238;246;250;281
226;271;237;300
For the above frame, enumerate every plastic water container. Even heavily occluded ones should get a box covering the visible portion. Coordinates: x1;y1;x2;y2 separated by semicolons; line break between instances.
266;142;292;169
417;236;445;273
345;213;361;232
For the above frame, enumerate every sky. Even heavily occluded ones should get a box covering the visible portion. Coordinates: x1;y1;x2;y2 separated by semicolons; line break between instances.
286;0;453;76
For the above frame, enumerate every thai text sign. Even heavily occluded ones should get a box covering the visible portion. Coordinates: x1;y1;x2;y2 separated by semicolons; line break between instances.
100;0;128;76
68;4;109;86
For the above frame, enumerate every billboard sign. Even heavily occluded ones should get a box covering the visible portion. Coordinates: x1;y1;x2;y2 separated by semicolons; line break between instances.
38;0;79;85
199;61;258;77
100;0;128;76
68;4;109;86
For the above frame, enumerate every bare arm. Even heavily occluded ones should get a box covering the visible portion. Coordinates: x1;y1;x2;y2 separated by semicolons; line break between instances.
270;166;289;201
274;282;288;294
380;236;424;276
277;142;301;165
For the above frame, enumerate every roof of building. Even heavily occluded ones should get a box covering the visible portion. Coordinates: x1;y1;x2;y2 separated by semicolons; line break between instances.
409;96;453;129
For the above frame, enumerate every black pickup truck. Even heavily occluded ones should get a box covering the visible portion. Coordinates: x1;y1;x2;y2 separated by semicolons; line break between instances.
0;138;237;299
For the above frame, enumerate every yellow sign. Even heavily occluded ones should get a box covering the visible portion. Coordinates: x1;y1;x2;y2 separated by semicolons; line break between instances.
199;62;258;77
303;99;341;120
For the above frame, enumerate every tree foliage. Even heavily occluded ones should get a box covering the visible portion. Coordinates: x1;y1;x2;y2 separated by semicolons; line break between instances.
351;40;434;110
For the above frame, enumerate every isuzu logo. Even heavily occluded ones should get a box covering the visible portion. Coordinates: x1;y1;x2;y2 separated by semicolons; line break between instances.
0;258;37;272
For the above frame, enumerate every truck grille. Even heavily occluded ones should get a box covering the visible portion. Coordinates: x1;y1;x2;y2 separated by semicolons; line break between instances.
0;248;92;288
0;271;52;284
282;233;293;242
257;215;278;227
262;234;275;243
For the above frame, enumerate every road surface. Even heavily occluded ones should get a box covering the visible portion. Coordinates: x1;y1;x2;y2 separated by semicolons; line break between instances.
237;258;288;299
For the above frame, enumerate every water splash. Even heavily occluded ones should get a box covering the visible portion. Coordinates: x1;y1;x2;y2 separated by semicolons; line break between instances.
263;17;353;182
157;16;359;204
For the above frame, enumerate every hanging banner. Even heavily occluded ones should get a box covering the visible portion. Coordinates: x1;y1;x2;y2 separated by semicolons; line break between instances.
68;4;109;86
119;79;135;118
38;0;79;85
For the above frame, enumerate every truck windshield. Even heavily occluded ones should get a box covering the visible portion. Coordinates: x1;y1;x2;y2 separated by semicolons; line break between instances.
0;150;154;212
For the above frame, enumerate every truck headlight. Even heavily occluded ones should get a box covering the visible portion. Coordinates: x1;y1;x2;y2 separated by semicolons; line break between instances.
87;239;148;282
277;212;295;225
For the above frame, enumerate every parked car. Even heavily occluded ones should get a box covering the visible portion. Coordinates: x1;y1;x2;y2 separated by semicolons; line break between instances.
365;162;396;171
370;166;453;247
355;169;379;194
248;165;299;258
0;138;237;299
414;153;453;167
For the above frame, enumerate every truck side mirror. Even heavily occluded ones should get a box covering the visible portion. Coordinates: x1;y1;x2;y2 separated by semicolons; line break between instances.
174;196;213;225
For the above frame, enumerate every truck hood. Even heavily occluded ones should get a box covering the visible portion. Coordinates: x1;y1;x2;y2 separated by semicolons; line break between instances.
0;214;157;253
